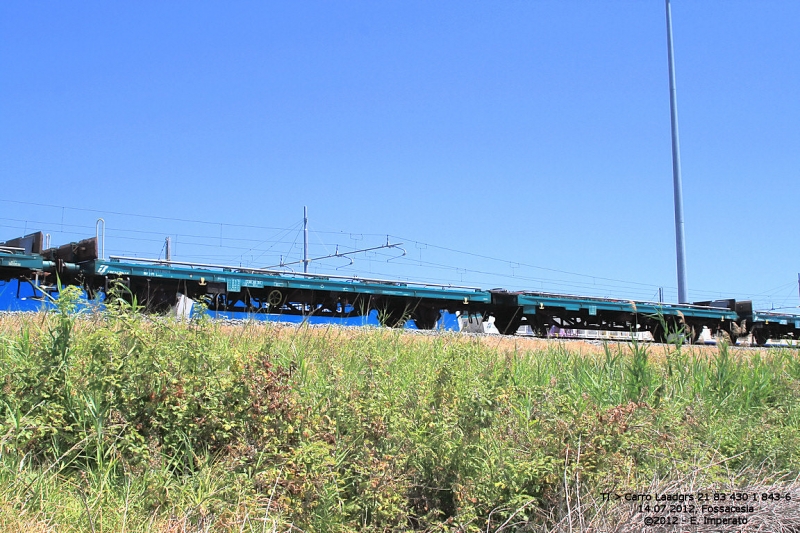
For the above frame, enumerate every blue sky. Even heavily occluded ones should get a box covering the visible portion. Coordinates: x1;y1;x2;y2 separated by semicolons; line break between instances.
1;1;798;310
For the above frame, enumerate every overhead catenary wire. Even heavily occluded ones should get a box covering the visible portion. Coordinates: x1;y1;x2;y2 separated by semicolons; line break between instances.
0;199;298;232
0;216;783;308
0;203;723;298
1;201;793;310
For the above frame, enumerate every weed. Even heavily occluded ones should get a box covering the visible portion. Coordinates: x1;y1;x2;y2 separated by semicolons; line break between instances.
0;312;798;531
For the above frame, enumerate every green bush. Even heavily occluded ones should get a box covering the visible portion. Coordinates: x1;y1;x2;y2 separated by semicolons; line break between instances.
0;306;798;532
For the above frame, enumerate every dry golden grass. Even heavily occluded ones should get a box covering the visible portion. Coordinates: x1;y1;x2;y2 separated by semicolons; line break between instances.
0;510;54;533
0;310;763;363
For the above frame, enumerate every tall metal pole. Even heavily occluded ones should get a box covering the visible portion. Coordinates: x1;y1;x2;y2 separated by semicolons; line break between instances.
666;0;688;303
303;206;309;273
165;236;172;262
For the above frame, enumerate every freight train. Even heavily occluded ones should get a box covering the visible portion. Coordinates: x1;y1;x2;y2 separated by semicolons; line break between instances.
2;230;798;346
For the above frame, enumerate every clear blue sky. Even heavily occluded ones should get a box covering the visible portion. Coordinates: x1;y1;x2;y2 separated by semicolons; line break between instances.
1;1;798;310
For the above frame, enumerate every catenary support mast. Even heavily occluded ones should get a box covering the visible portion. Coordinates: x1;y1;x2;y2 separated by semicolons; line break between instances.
303;206;309;274
666;0;688;303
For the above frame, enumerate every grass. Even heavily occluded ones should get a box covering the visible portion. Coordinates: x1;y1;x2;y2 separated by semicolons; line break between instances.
0;294;798;531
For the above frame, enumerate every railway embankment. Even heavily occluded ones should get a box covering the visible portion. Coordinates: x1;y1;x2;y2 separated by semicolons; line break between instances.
1;293;798;532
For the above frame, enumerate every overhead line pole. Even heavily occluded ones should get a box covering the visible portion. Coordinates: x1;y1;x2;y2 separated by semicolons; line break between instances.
665;0;689;304
303;206;309;274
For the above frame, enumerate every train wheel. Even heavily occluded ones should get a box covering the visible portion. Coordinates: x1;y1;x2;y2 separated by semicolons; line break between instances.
493;310;523;335
651;323;668;344
531;324;548;338
412;307;441;330
267;289;284;307
687;325;702;344
651;320;697;344
716;330;735;346
752;329;769;347
525;316;548;338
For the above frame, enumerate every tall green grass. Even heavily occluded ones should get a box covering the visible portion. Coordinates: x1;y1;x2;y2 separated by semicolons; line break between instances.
0;298;798;532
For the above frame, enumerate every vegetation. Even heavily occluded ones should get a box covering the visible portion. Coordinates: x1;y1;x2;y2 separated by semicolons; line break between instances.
0;292;799;531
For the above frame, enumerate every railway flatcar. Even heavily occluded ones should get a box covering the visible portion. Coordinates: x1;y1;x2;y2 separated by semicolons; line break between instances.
2;231;798;346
